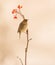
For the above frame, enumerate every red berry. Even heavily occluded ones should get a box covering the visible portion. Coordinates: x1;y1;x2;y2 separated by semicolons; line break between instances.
17;5;22;9
12;9;17;14
14;16;17;19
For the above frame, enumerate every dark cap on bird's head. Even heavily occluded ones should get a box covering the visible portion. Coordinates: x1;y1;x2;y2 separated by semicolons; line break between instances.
23;19;28;21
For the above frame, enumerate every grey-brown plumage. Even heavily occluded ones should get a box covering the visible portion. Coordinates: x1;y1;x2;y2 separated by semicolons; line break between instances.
17;19;28;38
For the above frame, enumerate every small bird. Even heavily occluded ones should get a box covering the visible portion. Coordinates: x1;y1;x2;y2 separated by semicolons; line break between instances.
17;19;28;38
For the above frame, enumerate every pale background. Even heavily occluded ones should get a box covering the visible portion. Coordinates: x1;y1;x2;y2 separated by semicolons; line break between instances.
0;0;55;65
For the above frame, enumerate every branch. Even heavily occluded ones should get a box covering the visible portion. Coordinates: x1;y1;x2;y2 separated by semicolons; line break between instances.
25;29;32;65
17;8;32;65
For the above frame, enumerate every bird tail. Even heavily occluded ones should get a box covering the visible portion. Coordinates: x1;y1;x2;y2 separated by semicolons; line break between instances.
19;32;21;39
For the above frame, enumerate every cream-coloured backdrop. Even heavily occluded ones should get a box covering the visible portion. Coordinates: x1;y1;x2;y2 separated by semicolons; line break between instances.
0;0;55;65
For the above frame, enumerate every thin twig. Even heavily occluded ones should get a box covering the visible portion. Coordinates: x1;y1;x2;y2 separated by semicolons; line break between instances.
17;10;25;19
17;56;23;65
28;38;32;42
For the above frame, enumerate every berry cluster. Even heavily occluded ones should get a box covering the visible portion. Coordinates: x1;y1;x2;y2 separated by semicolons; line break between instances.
12;5;22;19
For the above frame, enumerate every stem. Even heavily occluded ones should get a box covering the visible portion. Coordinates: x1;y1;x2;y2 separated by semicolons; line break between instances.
25;29;29;65
17;10;25;19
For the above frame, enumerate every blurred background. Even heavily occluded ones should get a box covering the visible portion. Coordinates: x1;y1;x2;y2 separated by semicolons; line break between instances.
0;0;55;65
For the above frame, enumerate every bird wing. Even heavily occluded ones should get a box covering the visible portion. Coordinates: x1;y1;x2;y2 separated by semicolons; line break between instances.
17;20;27;33
17;22;24;32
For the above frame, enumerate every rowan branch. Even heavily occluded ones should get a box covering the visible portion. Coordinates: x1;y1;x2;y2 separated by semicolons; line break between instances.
25;29;32;65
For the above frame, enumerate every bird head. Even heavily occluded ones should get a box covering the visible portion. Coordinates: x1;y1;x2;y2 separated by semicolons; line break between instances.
23;19;28;22
22;19;28;24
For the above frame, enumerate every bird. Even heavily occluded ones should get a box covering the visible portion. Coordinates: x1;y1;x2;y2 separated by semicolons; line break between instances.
17;19;28;38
